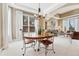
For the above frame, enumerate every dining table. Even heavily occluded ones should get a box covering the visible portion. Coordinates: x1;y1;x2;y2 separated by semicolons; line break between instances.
24;34;54;51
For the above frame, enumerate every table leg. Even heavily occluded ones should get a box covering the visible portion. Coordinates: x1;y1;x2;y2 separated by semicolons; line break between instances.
37;41;40;51
34;40;40;51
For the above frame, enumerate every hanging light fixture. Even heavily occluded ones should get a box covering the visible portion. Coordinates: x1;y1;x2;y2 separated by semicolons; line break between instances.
36;3;46;20
37;3;41;19
38;3;41;14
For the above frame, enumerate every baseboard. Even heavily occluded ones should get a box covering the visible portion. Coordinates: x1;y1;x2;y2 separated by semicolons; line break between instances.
0;48;1;52
0;48;6;52
0;48;2;52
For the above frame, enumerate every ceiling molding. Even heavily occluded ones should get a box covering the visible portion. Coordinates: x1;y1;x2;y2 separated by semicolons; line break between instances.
47;3;67;15
47;3;79;19
8;3;38;14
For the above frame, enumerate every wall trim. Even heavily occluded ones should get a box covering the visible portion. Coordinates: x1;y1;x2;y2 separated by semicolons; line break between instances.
61;14;79;19
0;48;4;52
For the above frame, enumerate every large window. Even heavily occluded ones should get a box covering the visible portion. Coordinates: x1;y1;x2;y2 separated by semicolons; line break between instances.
48;18;56;30
23;15;35;32
63;16;79;32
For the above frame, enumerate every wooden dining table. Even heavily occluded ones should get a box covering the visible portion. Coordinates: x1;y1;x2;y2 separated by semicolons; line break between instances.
24;34;54;51
24;35;53;40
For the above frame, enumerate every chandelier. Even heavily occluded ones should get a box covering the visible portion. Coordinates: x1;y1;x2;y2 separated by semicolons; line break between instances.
37;3;41;20
35;3;46;20
38;3;41;15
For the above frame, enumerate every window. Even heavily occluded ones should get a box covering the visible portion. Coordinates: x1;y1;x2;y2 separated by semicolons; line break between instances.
29;16;35;32
23;16;28;25
63;16;77;31
23;15;35;32
23;16;28;32
29;16;35;26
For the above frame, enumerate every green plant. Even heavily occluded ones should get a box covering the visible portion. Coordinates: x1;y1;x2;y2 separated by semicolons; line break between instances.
38;28;41;35
38;27;44;35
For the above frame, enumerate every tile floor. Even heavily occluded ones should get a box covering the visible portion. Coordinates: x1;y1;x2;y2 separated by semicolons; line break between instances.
0;36;79;56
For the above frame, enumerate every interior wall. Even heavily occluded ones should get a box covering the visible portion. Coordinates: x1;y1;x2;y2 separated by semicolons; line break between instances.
0;4;3;48
0;3;8;49
47;19;53;30
0;4;9;49
2;4;8;48
58;19;63;31
12;8;16;39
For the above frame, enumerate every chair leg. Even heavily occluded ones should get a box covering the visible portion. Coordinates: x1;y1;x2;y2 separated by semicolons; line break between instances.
21;46;24;50
32;42;36;51
45;46;48;56
52;44;55;54
23;44;26;56
21;43;25;50
70;39;72;44
37;42;40;51
35;40;40;51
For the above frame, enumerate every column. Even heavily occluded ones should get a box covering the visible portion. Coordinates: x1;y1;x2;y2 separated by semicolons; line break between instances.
0;4;3;48
2;3;8;49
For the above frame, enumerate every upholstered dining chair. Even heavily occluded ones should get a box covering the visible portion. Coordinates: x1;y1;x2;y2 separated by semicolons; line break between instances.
20;29;36;56
40;31;55;56
40;36;55;56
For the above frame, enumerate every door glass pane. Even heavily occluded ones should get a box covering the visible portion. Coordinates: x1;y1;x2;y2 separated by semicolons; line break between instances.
23;16;28;25
30;26;35;32
29;16;35;32
23;26;28;32
29;16;35;26
23;16;28;32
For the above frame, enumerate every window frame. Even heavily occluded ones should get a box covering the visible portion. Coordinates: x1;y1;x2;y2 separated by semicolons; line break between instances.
23;14;35;33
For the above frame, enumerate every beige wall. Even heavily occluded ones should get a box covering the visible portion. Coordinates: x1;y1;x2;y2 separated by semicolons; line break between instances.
12;8;16;39
57;19;63;31
0;4;3;48
0;3;9;49
0;3;8;49
47;19;52;30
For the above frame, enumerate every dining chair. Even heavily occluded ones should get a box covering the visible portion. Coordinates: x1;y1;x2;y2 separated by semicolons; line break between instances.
40;36;55;56
20;29;36;56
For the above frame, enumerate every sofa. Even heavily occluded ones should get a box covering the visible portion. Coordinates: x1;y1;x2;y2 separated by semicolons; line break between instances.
71;32;79;40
